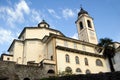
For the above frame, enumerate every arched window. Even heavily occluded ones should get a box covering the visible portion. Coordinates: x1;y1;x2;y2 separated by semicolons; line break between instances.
86;69;91;74
7;58;10;60
51;55;53;60
65;67;72;73
99;72;103;74
84;58;88;65
65;54;70;63
47;69;55;74
75;56;79;64
79;22;83;30
24;78;30;80
96;59;103;66
87;20;92;28
76;68;82;73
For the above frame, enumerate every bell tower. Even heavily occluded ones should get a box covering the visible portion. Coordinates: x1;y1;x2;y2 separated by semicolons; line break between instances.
75;8;98;44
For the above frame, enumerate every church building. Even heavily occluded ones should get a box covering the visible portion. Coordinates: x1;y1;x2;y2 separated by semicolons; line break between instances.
1;8;110;75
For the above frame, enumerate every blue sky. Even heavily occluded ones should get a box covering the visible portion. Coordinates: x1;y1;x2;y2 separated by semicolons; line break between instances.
0;0;120;54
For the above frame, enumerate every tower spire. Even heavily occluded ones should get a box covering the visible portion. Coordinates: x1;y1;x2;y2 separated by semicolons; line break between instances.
78;7;88;17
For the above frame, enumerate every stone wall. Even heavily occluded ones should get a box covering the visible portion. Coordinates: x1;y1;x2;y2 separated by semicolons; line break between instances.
0;61;54;80
0;61;16;80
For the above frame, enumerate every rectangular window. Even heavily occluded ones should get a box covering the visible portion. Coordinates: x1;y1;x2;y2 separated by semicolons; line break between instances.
82;45;86;51
66;54;70;63
85;58;88;66
64;41;68;47
74;43;77;49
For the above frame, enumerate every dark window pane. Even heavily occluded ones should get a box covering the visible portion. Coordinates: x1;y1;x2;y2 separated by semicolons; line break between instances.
79;22;83;29
87;20;92;28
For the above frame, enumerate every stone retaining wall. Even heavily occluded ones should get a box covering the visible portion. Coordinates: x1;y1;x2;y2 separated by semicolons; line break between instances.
0;61;51;80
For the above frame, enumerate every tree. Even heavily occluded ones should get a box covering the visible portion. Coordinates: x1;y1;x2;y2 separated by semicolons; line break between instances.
98;38;115;72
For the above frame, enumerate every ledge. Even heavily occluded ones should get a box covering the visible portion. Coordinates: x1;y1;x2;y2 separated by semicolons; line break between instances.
56;46;104;58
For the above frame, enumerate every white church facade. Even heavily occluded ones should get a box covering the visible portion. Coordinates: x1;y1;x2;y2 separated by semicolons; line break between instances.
1;8;110;75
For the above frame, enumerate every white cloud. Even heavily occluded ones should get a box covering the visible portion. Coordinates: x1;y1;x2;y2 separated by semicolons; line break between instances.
31;9;42;23
71;33;78;39
0;28;15;44
48;9;61;19
0;0;30;27
15;0;30;14
62;8;75;19
0;0;44;28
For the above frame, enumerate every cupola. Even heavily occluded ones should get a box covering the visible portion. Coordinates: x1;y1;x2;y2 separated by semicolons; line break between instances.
78;7;88;17
38;20;50;28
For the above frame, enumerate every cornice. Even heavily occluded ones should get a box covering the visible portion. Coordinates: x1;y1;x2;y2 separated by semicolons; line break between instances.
56;45;104;58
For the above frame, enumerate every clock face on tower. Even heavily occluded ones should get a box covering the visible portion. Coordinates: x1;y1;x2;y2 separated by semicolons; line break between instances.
89;30;95;40
89;30;94;36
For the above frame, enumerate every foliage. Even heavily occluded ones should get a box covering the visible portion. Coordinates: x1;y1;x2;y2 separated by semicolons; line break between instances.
98;38;115;58
65;69;72;75
98;37;115;72
58;71;66;76
40;71;120;80
58;70;73;77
